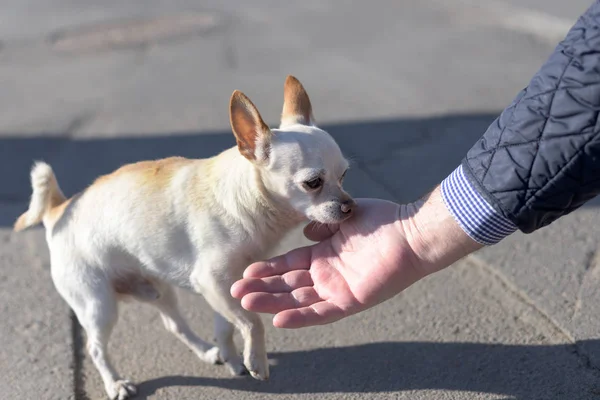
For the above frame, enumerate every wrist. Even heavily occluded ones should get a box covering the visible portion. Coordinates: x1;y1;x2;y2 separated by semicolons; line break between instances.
399;186;483;276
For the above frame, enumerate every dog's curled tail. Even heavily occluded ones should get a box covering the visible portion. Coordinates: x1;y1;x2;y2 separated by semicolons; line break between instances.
14;162;66;232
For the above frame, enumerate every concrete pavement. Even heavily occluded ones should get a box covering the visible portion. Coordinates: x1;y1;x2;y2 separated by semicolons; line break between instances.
1;0;600;399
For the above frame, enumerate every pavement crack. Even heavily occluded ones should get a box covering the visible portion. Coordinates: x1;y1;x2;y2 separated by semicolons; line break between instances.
352;159;403;201
469;254;600;374
64;111;95;138
223;39;237;70
70;310;89;400
572;250;600;321
468;254;574;341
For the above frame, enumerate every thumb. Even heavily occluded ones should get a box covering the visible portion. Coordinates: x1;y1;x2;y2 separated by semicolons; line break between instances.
303;222;340;242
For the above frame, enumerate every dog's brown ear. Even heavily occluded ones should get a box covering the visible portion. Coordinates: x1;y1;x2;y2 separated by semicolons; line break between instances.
229;90;272;162
281;75;315;127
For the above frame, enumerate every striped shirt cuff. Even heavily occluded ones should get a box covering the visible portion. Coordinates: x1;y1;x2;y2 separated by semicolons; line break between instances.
441;165;517;245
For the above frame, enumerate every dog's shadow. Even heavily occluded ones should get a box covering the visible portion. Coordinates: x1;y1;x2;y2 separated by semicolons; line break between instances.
134;340;600;399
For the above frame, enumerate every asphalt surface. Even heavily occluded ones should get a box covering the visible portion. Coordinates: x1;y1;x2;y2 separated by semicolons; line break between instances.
1;1;600;399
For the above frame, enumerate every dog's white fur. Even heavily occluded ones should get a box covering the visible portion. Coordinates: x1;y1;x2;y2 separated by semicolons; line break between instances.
14;76;354;400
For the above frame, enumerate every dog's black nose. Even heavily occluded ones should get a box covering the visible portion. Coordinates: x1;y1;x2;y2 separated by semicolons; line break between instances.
340;199;355;214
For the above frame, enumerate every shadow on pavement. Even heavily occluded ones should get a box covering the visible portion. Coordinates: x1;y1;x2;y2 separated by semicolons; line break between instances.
137;340;600;399
0;112;510;227
4;113;600;398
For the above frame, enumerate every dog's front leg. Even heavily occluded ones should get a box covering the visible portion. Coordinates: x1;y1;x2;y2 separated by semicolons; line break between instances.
213;311;247;376
192;265;269;380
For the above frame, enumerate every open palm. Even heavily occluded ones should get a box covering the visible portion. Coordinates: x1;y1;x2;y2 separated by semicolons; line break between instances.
231;199;424;328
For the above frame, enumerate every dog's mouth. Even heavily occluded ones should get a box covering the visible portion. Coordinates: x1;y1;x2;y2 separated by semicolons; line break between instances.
306;200;356;225
309;212;354;225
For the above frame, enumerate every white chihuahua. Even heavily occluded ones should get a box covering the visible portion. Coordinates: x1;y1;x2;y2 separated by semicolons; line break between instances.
14;76;355;399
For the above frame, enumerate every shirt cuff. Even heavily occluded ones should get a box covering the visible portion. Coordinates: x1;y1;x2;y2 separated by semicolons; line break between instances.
441;165;517;245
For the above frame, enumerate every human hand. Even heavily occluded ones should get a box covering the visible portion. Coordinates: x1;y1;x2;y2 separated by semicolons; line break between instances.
231;189;481;328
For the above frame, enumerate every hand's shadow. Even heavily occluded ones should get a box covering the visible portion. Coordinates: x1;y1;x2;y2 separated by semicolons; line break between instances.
136;340;600;399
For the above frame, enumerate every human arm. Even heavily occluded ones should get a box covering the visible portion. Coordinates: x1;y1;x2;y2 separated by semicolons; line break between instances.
462;1;600;233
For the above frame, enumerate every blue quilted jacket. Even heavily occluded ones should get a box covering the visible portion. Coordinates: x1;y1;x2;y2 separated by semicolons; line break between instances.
463;0;600;234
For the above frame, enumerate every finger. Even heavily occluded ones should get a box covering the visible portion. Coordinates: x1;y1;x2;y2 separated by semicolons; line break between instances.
272;301;346;329
230;270;313;298
303;222;340;242
243;245;312;279
240;287;322;314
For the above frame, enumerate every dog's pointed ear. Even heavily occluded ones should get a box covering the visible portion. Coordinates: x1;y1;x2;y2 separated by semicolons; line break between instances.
280;75;315;127
229;90;272;162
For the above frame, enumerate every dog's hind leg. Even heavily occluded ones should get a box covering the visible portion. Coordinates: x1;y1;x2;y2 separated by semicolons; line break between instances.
53;264;137;400
146;283;222;365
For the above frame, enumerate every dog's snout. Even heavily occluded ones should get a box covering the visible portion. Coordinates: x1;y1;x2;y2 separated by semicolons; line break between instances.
340;199;355;214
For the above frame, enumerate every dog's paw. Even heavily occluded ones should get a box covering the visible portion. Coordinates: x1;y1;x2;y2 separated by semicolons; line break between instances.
245;353;269;381
248;368;269;381
107;380;137;400
225;355;248;376
202;347;247;376
203;346;222;365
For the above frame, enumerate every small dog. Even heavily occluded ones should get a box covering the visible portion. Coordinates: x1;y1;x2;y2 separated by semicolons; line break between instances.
14;76;355;400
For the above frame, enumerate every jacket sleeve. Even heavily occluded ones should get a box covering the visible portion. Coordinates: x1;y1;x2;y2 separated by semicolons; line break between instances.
441;0;600;244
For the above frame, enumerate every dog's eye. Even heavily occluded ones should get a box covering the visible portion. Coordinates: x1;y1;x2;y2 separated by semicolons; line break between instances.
304;177;323;190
